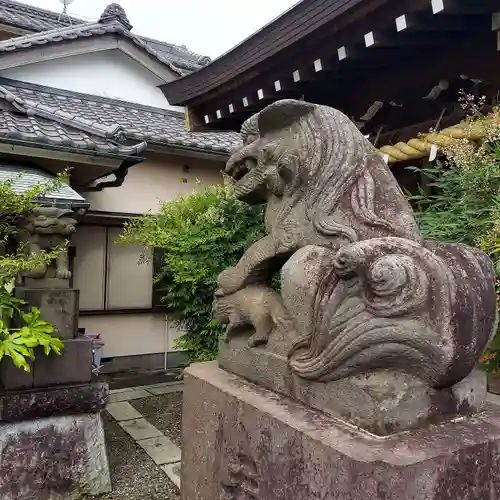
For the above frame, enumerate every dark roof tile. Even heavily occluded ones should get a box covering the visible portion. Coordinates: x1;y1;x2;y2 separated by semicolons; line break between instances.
0;110;147;156
0;78;240;155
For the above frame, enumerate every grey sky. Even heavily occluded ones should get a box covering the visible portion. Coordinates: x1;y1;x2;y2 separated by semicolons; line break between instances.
21;0;298;58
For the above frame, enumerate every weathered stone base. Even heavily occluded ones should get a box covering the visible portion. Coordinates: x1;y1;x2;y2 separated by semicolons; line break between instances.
182;362;500;500
0;412;111;500
219;335;486;435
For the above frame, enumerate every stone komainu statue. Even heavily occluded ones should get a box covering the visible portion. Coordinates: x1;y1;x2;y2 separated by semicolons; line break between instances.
214;99;498;434
20;207;76;281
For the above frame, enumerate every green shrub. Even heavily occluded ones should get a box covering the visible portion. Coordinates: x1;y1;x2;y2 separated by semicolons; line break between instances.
407;107;500;372
121;184;265;362
0;280;63;371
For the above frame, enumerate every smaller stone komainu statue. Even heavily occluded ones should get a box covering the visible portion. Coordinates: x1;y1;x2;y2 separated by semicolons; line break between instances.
20;207;76;282
213;99;498;435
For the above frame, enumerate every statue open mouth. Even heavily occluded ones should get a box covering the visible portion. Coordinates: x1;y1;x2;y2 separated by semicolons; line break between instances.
225;156;256;181
224;155;268;203
228;162;250;181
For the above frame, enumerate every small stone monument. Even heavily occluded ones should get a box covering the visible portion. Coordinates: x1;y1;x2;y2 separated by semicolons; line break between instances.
182;100;500;500
0;206;111;500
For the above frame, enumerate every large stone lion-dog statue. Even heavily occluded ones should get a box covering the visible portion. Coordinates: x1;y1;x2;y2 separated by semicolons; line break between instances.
214;99;497;394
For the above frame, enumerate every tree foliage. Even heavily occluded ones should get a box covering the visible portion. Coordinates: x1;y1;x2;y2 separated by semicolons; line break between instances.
408;105;500;372
121;184;266;362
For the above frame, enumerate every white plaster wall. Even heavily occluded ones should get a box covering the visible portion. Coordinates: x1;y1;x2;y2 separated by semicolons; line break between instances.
1;49;182;110
78;313;184;358
85;156;224;214
77;155;224;362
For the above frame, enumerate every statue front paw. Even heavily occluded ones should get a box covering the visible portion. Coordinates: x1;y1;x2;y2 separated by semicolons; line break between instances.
217;267;244;296
56;269;72;280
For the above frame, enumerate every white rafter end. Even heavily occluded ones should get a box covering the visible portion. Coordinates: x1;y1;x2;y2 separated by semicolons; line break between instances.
242;97;249;107
364;32;375;47
493;13;500;31
257;89;264;100
293;70;301;82
204;115;210;124
396;15;407;32
431;0;444;14
314;58;323;72
338;46;347;60
274;80;282;92
228;103;235;113
216;110;222;119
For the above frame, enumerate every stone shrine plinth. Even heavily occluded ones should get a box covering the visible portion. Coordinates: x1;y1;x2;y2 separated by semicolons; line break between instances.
0;207;111;500
182;362;500;500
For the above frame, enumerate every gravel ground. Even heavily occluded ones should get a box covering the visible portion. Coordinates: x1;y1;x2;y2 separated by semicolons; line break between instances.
83;413;180;500
131;392;183;448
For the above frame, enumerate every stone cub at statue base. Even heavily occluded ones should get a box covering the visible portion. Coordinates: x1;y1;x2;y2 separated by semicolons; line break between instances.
213;285;289;347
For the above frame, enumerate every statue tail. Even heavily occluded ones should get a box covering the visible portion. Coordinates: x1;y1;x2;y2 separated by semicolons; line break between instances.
288;238;497;388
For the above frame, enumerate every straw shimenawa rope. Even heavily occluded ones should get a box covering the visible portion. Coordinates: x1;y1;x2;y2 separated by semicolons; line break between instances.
375;116;498;164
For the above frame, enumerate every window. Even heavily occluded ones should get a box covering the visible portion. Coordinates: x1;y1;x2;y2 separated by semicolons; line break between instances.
72;225;154;312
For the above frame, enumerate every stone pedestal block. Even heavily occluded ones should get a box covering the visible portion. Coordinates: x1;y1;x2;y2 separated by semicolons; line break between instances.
0;412;111;500
182;362;500;500
17;288;79;340
1;339;92;390
0;358;33;391
33;338;92;388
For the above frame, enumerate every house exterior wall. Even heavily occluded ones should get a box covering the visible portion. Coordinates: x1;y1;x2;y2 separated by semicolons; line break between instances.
1;50;181;110
78;313;184;358
74;154;225;365
85;154;224;214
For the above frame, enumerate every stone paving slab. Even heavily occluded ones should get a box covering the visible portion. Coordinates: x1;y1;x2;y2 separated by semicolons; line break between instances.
145;384;184;395
137;435;182;465
105;382;184;490
106;401;143;422
119;418;163;441
109;387;135;395
108;388;151;403
162;462;181;489
139;381;183;390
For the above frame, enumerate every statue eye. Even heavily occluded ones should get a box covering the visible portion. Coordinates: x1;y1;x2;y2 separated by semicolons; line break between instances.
261;142;279;163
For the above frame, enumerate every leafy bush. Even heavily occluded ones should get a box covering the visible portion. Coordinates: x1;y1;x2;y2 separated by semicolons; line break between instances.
408;105;500;372
121;184;265;362
0;281;63;371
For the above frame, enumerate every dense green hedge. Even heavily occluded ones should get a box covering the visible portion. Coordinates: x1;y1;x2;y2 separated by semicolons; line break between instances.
121;185;265;362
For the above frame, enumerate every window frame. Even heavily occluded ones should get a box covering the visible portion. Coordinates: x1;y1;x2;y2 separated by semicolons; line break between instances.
73;221;166;315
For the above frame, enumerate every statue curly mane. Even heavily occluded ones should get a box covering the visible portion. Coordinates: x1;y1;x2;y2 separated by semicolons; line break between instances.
282;103;405;241
232;99;419;247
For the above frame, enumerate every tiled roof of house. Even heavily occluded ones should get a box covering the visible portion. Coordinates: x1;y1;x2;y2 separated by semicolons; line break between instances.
0;20;200;76
0;78;241;155
0;0;210;75
0;110;147;156
0;82;147;157
0;162;87;204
